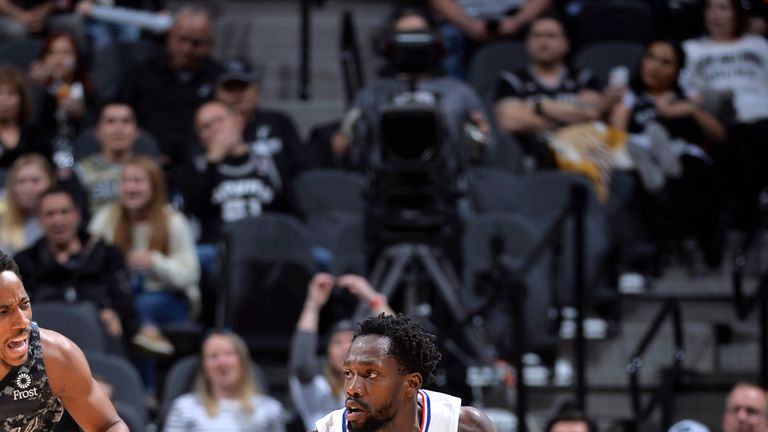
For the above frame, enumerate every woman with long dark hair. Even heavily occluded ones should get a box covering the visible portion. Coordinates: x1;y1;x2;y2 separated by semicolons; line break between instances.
609;39;726;275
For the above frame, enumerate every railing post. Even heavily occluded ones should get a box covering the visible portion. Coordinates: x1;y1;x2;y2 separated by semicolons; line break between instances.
571;183;587;411
510;275;528;432
299;0;311;100
761;292;767;388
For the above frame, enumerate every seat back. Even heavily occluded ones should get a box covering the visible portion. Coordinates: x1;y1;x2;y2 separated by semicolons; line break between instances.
513;171;609;306
463;213;556;356
574;1;653;49
292;169;366;216
90;40;160;103
572;41;644;88
0;38;44;70
221;214;315;357
87;352;147;426
467;41;529;100
32;302;106;354
467;167;522;214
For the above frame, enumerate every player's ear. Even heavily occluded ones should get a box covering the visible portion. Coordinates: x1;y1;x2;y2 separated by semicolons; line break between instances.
404;372;422;397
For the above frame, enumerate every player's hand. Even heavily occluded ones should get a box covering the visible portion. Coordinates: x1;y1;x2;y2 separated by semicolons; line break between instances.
337;274;378;303
305;272;335;310
99;308;123;337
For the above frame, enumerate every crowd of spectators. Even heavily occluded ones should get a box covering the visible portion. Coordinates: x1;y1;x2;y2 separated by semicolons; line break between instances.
1;0;768;429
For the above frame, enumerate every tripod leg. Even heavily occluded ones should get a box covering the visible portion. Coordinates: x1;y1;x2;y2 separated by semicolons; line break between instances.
416;245;469;321
416;246;498;365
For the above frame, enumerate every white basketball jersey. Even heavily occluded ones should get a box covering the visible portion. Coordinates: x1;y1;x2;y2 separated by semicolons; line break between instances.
314;389;461;432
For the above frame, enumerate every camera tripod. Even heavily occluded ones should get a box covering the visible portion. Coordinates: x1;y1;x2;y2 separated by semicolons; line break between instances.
353;242;498;366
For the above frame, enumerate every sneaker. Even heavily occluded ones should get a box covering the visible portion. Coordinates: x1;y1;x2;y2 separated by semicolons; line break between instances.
133;327;174;356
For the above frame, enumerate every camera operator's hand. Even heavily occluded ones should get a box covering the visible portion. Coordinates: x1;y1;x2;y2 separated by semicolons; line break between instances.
470;111;491;136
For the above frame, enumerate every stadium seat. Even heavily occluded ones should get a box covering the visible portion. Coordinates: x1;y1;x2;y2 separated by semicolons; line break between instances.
87;352;147;427
32;302;106;354
467;166;521;213
467;41;528;101
573;0;653;49
220;214;315;359
572;41;645;88
0;38;44;71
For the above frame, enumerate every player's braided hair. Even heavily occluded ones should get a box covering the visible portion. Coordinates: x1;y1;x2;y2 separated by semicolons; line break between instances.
0;250;20;277
356;313;442;386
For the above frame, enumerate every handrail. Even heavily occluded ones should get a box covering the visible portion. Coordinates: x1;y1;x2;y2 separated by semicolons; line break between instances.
731;249;768;387
626;298;685;429
477;183;589;431
340;9;365;105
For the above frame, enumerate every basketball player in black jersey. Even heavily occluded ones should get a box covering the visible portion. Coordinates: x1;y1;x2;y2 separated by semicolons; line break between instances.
0;251;127;431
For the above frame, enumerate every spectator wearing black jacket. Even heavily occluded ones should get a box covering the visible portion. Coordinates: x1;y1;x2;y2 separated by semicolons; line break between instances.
14;185;139;354
215;56;310;190
118;4;224;169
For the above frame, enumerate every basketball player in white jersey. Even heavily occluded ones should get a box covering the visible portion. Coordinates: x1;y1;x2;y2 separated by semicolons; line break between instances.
0;251;127;431
313;313;496;432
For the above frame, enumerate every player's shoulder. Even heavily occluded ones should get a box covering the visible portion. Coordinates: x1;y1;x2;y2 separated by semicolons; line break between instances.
39;328;78;358
39;328;86;368
458;406;497;432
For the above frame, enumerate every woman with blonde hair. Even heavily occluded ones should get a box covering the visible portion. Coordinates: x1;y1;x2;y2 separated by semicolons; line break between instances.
88;155;200;355
0;154;55;254
164;331;285;431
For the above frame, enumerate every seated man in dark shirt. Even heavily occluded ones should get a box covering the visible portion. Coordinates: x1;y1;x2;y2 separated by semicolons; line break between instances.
493;15;608;168
14;185;139;354
118;4;224;169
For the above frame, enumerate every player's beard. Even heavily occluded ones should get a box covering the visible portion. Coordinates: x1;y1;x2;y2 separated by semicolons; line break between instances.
347;392;399;432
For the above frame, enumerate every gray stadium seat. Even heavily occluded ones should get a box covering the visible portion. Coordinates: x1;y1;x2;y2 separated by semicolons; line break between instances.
292;169;366;250
0;38;43;70
87;352;147;428
573;1;653;49
221;214;315;358
463;213;557;357
32;302;106;354
467;41;528;101
572;41;644;89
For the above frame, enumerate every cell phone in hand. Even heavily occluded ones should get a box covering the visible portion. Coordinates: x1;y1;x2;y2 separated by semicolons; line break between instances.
608;66;629;88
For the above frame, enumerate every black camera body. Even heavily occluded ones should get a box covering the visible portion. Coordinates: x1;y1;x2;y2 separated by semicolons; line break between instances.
364;90;462;268
385;30;443;76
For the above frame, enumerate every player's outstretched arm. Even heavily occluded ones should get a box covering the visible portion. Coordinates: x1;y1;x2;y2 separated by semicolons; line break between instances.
41;329;128;431
459;406;498;432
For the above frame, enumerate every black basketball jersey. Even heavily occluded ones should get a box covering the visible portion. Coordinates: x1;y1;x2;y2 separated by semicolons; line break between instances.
494;66;600;104
0;322;63;432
